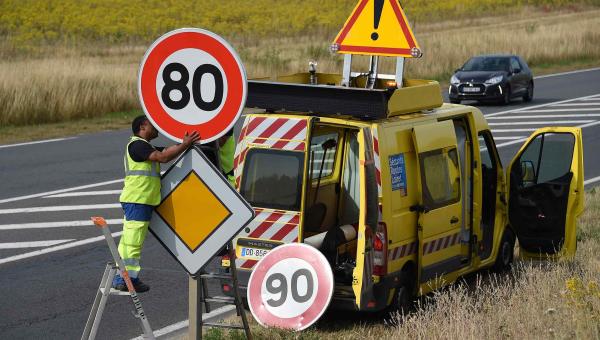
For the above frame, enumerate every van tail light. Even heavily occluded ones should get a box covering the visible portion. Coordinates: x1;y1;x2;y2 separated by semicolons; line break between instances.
373;222;388;276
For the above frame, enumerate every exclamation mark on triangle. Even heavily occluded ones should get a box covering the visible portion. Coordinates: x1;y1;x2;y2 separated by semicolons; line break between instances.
371;0;384;41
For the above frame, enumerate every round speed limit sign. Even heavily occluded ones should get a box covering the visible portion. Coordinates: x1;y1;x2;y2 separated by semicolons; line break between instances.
247;243;334;331
138;28;247;144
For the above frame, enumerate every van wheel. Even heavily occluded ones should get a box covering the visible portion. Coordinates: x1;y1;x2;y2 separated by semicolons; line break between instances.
494;229;515;272
390;277;415;316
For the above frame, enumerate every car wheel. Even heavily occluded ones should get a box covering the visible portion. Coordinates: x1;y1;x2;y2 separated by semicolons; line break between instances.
523;82;534;102
493;229;515;272
500;86;511;105
450;99;461;104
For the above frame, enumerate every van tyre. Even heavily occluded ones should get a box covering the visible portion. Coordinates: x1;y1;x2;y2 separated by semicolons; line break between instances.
494;229;515;272
390;275;415;316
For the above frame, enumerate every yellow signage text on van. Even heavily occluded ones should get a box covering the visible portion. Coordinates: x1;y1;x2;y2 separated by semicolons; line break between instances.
333;0;420;57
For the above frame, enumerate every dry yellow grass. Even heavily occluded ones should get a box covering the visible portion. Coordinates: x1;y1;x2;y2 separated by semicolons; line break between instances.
0;8;599;128
194;189;600;339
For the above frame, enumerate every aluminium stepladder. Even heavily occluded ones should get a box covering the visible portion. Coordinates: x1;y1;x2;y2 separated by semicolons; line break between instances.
82;216;154;340
189;241;252;339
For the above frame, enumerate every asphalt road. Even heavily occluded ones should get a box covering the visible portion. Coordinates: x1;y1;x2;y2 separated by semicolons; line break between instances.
0;67;599;339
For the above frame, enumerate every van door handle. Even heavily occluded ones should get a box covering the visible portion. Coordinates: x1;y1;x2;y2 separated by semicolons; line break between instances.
450;216;459;224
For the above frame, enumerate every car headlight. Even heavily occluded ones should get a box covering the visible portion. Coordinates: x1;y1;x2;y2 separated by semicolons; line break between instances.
484;75;503;85
450;75;460;85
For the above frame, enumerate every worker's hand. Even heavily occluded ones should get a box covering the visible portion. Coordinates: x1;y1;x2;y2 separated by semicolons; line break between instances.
182;131;200;147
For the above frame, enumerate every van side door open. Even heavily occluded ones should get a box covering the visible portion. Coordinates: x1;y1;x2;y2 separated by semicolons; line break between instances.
412;121;466;284
507;127;584;258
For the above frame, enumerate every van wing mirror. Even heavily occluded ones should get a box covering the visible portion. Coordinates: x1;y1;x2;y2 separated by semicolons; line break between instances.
520;160;536;184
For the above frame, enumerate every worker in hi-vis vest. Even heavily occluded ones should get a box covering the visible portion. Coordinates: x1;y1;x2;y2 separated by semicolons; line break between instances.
113;115;200;292
218;129;236;188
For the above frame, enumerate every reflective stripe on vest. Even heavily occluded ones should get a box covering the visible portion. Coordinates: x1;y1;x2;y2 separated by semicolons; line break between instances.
119;136;161;205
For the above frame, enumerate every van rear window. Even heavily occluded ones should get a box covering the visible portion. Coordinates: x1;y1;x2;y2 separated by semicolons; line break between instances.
240;149;304;211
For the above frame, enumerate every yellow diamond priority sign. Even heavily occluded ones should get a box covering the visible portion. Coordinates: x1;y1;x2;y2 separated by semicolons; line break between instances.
150;146;254;274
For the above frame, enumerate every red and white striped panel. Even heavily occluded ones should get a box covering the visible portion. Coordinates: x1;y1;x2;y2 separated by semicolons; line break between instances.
388;241;418;262
371;126;382;197
423;232;460;255
233;116;308;188
233;116;251;188
234;208;300;270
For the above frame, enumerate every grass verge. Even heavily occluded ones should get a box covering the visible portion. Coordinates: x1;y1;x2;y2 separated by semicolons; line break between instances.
195;189;600;340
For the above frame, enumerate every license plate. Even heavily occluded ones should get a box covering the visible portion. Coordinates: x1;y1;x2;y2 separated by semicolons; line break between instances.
240;247;270;260
463;87;480;93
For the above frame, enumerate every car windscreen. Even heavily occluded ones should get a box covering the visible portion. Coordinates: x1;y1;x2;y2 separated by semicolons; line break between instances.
462;57;510;72
240;149;305;211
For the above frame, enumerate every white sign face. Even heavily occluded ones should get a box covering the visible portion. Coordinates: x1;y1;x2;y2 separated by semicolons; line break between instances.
149;146;254;274
138;28;247;144
247;243;334;331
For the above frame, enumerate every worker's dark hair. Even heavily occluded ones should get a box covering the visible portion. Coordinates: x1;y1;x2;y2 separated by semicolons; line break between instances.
132;115;149;135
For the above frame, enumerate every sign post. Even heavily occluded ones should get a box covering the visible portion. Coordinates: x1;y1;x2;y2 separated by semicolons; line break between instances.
138;28;251;339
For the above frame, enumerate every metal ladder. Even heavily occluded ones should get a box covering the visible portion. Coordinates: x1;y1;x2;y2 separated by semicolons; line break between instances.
190;242;252;339
82;217;154;340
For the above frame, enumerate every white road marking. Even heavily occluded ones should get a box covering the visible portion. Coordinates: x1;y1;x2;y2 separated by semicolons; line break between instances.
580;97;600;101
517;109;600;113
485;93;600;117
496;120;600;149
0;137;76;149
488;120;593;126
0;179;123;204
492;136;527;140
534;67;600;79
492;128;537;132
0;204;121;214
0;239;74;249
44;190;121;198
551;103;600;107
487;114;600;119
584;175;600;186
0;219;122;230
0;232;122;265
130;305;236;340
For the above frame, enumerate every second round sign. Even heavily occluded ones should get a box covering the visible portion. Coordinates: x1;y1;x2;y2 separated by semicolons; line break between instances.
247;243;334;331
138;28;247;144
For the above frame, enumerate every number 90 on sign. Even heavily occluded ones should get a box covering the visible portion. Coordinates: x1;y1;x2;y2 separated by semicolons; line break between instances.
261;258;318;319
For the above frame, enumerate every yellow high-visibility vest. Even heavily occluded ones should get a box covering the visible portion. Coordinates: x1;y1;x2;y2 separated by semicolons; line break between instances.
119;136;161;205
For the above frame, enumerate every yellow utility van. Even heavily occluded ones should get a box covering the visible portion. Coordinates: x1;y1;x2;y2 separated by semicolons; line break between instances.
220;73;584;312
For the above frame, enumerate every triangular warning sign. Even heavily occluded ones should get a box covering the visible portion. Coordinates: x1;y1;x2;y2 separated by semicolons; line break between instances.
333;0;420;57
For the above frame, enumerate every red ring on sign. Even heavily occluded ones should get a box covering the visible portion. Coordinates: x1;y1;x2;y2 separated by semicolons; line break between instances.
140;30;245;143
247;243;334;331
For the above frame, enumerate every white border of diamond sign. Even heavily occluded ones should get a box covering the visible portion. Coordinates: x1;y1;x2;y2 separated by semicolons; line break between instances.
149;145;255;274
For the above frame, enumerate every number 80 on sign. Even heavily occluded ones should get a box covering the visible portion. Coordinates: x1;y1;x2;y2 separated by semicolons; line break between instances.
247;243;334;331
138;28;247;144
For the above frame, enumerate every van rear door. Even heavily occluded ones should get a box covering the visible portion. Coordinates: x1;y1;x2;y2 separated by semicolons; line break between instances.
507;127;584;258
352;127;379;309
233;115;312;270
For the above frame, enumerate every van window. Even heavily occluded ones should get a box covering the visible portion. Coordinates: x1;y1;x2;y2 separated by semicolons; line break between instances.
240;149;304;211
419;147;461;209
310;132;339;179
516;133;575;186
340;131;360;225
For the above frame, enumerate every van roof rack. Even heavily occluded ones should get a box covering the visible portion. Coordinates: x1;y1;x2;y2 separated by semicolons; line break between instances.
245;73;444;121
